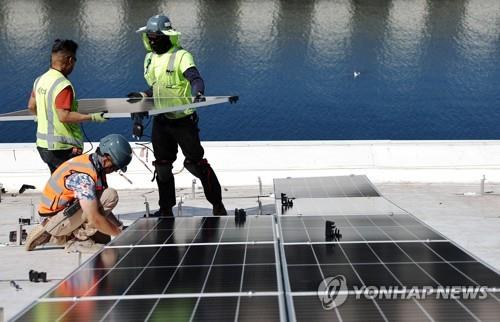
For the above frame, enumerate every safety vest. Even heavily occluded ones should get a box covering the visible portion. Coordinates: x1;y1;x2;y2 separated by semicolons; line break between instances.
38;154;106;216
144;47;194;119
34;69;83;150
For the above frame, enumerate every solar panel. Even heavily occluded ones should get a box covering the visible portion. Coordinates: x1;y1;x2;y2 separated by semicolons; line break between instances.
273;177;500;322
12;175;500;321
0;96;237;121
273;175;380;199
13;216;286;322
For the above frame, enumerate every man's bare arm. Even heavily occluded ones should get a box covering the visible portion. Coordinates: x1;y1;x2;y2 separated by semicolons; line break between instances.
79;198;121;236
56;109;92;123
28;95;36;115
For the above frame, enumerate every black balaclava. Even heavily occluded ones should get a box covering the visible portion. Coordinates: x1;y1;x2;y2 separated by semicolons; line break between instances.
148;33;172;54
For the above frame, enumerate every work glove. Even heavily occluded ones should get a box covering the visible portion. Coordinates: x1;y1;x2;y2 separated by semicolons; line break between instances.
90;112;107;122
127;92;145;103
193;92;206;103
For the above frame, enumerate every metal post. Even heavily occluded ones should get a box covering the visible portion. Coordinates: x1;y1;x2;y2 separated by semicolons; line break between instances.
16;224;22;246
77;251;82;266
30;199;36;223
192;179;196;199
257;196;263;216
177;196;183;217
0;182;2;203
480;175;486;196
1;306;4;322
258;177;263;196
144;196;150;217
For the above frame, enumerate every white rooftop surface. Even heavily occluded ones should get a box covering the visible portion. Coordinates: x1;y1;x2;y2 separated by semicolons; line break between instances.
2;140;500;320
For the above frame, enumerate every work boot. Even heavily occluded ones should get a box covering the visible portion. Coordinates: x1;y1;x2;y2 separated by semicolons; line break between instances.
25;224;51;251
149;208;174;217
213;203;227;216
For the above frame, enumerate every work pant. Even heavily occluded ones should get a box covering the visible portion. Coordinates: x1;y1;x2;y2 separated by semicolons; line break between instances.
37;146;81;173
44;188;119;242
152;113;223;211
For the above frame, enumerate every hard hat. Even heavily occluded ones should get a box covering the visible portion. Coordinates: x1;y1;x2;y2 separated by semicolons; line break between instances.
98;134;133;172
136;14;181;36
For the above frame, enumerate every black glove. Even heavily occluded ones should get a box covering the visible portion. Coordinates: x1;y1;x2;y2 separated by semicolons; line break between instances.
193;92;206;103
127;92;145;104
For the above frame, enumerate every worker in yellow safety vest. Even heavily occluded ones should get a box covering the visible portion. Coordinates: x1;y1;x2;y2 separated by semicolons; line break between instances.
127;15;227;217
28;39;107;173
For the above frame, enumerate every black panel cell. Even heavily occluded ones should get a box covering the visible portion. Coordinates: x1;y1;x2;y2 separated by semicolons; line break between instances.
148;246;188;267
397;243;444;262
242;265;277;292
220;228;251;242
182;245;218;265
404;226;445;240
192;297;238;322
385;264;439;288
148;298;198;321
165;229;200;244
340;243;380;263
116;247;161;268
427;242;476;262
293;295;385;322
47;269;109;298
346;216;375;227
110;229;152;246
165;266;210;294
137;229;175;245
245;244;276;264
106;298;159;321
214;245;245;265
285;245;317;264
81;248;131;270
238;296;281;321
247;226;274;241
418;263;478;287
204;265;243;293
313;244;350;264
453;263;500;288
462;296;500;322
354;264;400;288
282;229;310;243
320;265;364;290
355;227;392;241
418;297;477;321
376;298;430;322
369;243;412;263
14;301;74;321
126;267;176;295
378;226;419;241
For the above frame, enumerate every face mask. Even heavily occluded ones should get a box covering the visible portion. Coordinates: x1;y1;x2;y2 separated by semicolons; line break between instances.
147;33;172;54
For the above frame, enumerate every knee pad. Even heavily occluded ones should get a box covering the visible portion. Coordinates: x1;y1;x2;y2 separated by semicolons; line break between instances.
153;160;173;182
184;158;210;178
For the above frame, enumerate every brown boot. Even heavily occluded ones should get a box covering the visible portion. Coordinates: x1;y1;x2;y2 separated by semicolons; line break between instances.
212;203;227;216
25;224;51;251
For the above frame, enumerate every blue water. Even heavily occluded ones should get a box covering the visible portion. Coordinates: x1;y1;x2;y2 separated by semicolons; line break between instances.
1;0;500;143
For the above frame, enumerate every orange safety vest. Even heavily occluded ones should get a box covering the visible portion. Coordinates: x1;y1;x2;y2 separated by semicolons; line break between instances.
38;154;106;216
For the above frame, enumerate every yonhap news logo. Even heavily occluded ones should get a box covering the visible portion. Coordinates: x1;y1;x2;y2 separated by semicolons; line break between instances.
317;275;348;310
318;276;490;310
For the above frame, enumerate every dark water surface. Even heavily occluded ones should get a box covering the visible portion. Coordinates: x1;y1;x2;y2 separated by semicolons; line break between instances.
1;0;500;143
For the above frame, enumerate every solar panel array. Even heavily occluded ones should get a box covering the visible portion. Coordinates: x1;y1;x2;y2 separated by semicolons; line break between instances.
13;175;500;321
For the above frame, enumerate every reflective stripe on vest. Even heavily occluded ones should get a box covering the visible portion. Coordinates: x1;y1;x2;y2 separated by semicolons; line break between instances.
166;48;179;73
144;48;192;119
35;69;84;150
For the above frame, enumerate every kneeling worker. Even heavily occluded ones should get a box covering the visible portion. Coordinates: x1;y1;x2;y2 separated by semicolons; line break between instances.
25;134;133;251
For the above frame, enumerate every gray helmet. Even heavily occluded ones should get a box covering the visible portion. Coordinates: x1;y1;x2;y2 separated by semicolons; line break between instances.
136;14;181;36
99;134;132;172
